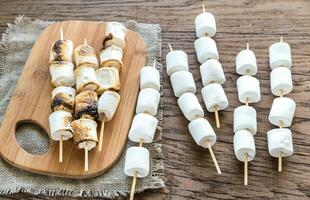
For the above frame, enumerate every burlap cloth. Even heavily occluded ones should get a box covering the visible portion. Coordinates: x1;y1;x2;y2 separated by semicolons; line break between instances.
0;16;164;198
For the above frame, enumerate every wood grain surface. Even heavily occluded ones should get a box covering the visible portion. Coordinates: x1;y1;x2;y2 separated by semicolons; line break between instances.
0;0;310;199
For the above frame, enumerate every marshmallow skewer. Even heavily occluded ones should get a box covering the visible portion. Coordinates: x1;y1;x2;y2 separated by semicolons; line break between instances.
59;29;64;163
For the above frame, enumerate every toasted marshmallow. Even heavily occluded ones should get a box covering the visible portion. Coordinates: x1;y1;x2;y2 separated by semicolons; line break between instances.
51;86;76;113
234;105;257;135
233;130;256;162
170;71;196;97
74;44;99;69
75;65;99;93
128;113;158;143
267;128;293;157
237;75;261;103
71;119;98;150
97;91;120;121
270;67;293;96
201;83;229;112
99;45;123;70
104;22;127;49
96;67;120;95
74;91;98;120
48;110;73;141
136;88;160;116
269;97;296;127
49;40;73;63
166;50;189;76
50;61;75;87
200;59;225;86
188;118;216;147
195;12;216;38
124;147;149;178
140;66;160;91
178;92;204;121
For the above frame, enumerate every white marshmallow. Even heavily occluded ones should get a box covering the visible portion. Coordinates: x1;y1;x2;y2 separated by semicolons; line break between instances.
75;65;99;93
140;66;160;91
177;92;204;121
237;75;261;103
97;91;120;121
270;67;293;96
200;59;225;86
96;67;120;95
166;50;189;76
99;45;123;70
267;128;293;157
233;130;256;162
194;37;219;63
269;41;292;69
201;83;229;112
195;12;216;38
188;118;216;147
51;86;76;99
136;88;160;116
170;71;196;97
128;113;158;143
269;97;296;127
124;147;149;178
71;119;98;151
234;105;257;135
48;110;73;141
105;22;127;49
236;49;257;76
50;61;75;87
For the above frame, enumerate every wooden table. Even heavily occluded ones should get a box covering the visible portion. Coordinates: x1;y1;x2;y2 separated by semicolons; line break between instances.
0;0;309;199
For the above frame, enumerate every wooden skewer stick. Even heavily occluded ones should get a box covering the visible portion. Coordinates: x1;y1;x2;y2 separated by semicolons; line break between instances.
84;146;89;171
206;140;221;174
246;43;249;50
244;153;248;186
59;135;63;163
202;3;206;13
84;38;87;45
280;37;283;43
98;121;105;151
130;139;144;200
214;106;220;128
60;28;64;40
278;152;282;172
245;97;250;106
168;43;173;52
153;59;156;68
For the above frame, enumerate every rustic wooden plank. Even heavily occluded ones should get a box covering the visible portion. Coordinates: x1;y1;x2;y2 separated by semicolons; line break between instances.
0;0;309;199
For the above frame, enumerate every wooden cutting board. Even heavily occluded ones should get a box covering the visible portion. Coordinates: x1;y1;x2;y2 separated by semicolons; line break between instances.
0;20;146;178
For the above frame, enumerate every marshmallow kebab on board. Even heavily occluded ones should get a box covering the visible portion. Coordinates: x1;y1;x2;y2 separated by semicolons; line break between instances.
267;38;295;172
194;4;228;128
72;39;100;171
48;28;75;163
234;43;260;186
167;44;221;174
96;21;126;151
124;60;160;200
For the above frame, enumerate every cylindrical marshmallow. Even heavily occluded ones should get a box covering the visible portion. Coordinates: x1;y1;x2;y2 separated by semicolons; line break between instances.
104;22;127;49
140;66;160;91
136;88;160;116
234;105;257;135
96;67;120;95
267;128;293;157
49;40;73;63
269;97;296;127
170;71;196;97
71;118;98;150
236;49;257;76
98;91;120;121
195;12;216;38
188;118;216;147
74;44;99;69
194;37;219;63
128;113;158;143
236;75;261;103
201;83;229;112
269;41;292;69
48;110;73;141
124;147;149;178
99;45;123;70
75;65;99;93
200;59;225;86
177;92;204;121
74;91;99;120
233;130;256;162
51;86;76;113
270;67;293;96
50;61;75;87
166;50;189;76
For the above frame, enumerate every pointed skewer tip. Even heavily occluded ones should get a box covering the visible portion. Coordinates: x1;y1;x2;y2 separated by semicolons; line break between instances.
246;43;249;50
153;59;156;68
202;3;206;13
168;43;173;52
84;38;87;45
60;28;64;40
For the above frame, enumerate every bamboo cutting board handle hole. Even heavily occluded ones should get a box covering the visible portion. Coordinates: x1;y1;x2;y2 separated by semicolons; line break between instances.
15;121;50;156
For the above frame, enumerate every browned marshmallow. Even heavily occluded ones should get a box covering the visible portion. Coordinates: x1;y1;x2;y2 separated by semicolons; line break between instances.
74;91;98;120
50;40;73;63
74;44;99;69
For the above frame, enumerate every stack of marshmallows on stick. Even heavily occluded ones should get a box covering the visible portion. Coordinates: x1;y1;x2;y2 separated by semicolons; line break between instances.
124;60;160;200
48;22;127;171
